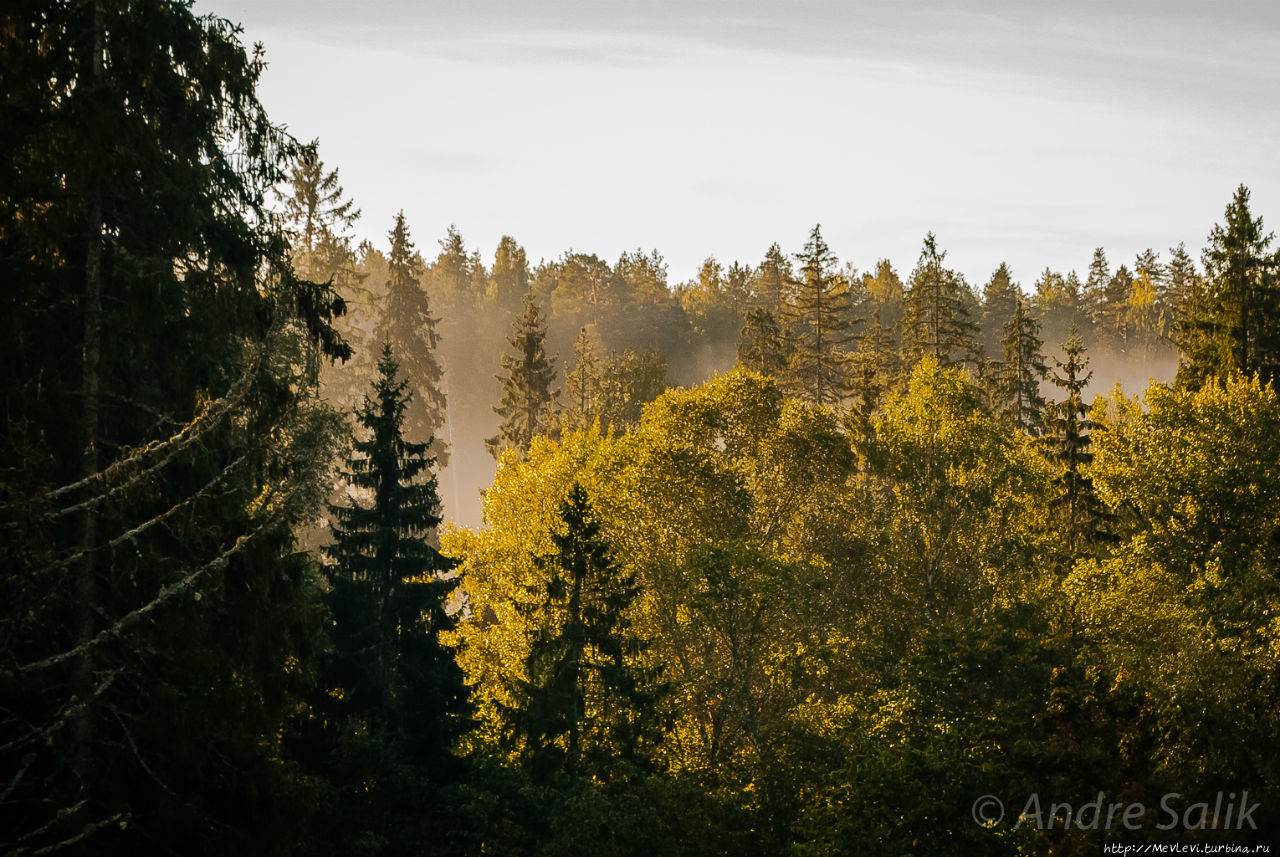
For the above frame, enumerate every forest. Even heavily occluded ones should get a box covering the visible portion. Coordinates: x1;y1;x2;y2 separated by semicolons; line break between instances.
2;3;1278;855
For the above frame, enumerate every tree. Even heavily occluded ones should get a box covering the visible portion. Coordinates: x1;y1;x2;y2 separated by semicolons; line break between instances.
782;224;855;406
1178;184;1279;386
372;212;450;464
488;292;558;458
504;484;661;780
980;263;1019;359
1044;327;1111;558
1080;247;1108;331
737;307;790;378
563;326;604;433
278;143;360;261
596;349;669;432
1;3;349;852
904;232;978;366
311;345;468;854
487;235;530;314
995;295;1048;434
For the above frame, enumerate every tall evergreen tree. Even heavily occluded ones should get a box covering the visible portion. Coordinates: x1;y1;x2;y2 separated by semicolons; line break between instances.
0;4;349;853
754;242;794;312
980;262;1019;359
782;224;855;406
372;212;449;464
1179;184;1280;386
314;345;468;854
279;143;361;260
487;235;530;314
1082;246;1111;337
1045;328;1113;558
487;293;558;458
904;232;979;366
996;295;1048;434
563;326;604;432
503;485;661;780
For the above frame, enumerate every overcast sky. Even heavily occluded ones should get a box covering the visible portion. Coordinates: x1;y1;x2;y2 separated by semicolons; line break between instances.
202;0;1280;289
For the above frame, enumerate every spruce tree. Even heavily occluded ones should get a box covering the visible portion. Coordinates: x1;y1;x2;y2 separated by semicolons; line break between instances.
980;262;1019;359
904;232;979;366
1045;328;1113;558
373;212;449;464
1;5;349;852
487;292;558;458
1179;184;1279;386
1082;246;1111;338
504;484;661;780
996;295;1048;434
316;345;468;852
782;224;855;406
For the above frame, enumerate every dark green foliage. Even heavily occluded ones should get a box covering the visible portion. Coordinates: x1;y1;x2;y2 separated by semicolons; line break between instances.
0;2;348;853
996;295;1048;434
1045;328;1113;557
488;293;558;458
305;345;469;856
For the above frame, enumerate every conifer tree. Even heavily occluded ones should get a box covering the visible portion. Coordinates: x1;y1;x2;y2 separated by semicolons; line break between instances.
1178;184;1280;385
1;5;350;851
279;143;361;260
1082;246;1111;336
980;263;1019;359
563;326;603;432
849;310;902;414
488;235;530;314
373;212;449;464
754;242;794;311
487;292;557;458
316;345;468;851
737;307;790;378
782;224;855;406
904;232;979;366
996;295;1048;434
1045;328;1113;558
503;485;661;780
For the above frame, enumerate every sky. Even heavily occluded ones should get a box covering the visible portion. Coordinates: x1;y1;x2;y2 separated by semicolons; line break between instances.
201;0;1280;289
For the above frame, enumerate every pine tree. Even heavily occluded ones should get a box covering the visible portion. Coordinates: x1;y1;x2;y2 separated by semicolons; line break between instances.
782;224;855;406
488;292;558;458
1045;328;1113;558
317;345;468;851
373;212;449;464
504;484;661;780
904;232;979;366
996;295;1048;434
